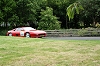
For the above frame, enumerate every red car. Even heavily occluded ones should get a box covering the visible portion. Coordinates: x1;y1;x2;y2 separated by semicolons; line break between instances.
7;27;46;38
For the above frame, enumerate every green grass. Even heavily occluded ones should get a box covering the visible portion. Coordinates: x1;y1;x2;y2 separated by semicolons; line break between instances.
0;36;100;66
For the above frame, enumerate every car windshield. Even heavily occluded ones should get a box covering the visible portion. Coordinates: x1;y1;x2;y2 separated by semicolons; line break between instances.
23;27;36;31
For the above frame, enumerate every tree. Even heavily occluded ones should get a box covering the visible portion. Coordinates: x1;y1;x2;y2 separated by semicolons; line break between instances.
0;0;3;23
0;0;16;28
47;0;77;28
16;0;31;26
67;2;84;21
79;0;100;27
15;0;45;28
38;7;60;30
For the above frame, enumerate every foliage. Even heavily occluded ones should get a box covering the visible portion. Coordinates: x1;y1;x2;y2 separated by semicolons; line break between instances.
77;28;100;36
15;0;37;26
67;2;84;21
38;7;61;30
79;0;100;27
0;0;16;27
95;22;100;28
0;0;100;29
0;30;8;36
0;0;76;29
47;0;76;28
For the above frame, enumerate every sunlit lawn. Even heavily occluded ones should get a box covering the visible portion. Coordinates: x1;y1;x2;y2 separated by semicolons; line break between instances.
0;36;100;66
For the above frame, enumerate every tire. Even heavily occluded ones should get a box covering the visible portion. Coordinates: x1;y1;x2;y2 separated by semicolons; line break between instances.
25;33;30;38
8;33;12;36
38;36;42;38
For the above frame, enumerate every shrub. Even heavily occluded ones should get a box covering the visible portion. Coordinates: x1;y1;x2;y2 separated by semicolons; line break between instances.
38;7;61;30
0;29;8;36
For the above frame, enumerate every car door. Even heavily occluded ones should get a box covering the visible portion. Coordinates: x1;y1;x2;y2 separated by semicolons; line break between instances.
15;28;25;37
12;28;20;36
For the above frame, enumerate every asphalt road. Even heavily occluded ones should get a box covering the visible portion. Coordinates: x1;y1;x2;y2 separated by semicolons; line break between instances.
44;37;100;40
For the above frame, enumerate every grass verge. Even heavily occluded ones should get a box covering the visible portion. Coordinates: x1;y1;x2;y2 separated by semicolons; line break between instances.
0;36;100;66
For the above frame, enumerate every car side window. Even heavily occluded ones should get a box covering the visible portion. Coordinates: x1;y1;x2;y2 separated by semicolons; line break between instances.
20;28;24;31
15;28;21;31
15;28;19;31
15;28;24;31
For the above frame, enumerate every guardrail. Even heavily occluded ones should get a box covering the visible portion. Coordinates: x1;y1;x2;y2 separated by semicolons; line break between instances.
45;29;100;37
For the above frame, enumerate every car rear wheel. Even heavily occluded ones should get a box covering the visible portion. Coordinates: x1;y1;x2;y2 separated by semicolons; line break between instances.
8;33;12;36
25;33;30;38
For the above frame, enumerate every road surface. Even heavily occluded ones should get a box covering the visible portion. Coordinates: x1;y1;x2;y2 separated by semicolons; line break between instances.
44;37;100;40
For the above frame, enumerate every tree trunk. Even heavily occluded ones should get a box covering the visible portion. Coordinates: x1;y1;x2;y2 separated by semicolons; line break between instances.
93;17;96;27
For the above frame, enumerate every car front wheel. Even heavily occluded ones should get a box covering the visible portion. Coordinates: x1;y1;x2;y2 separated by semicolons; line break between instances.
25;33;30;38
8;33;12;36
